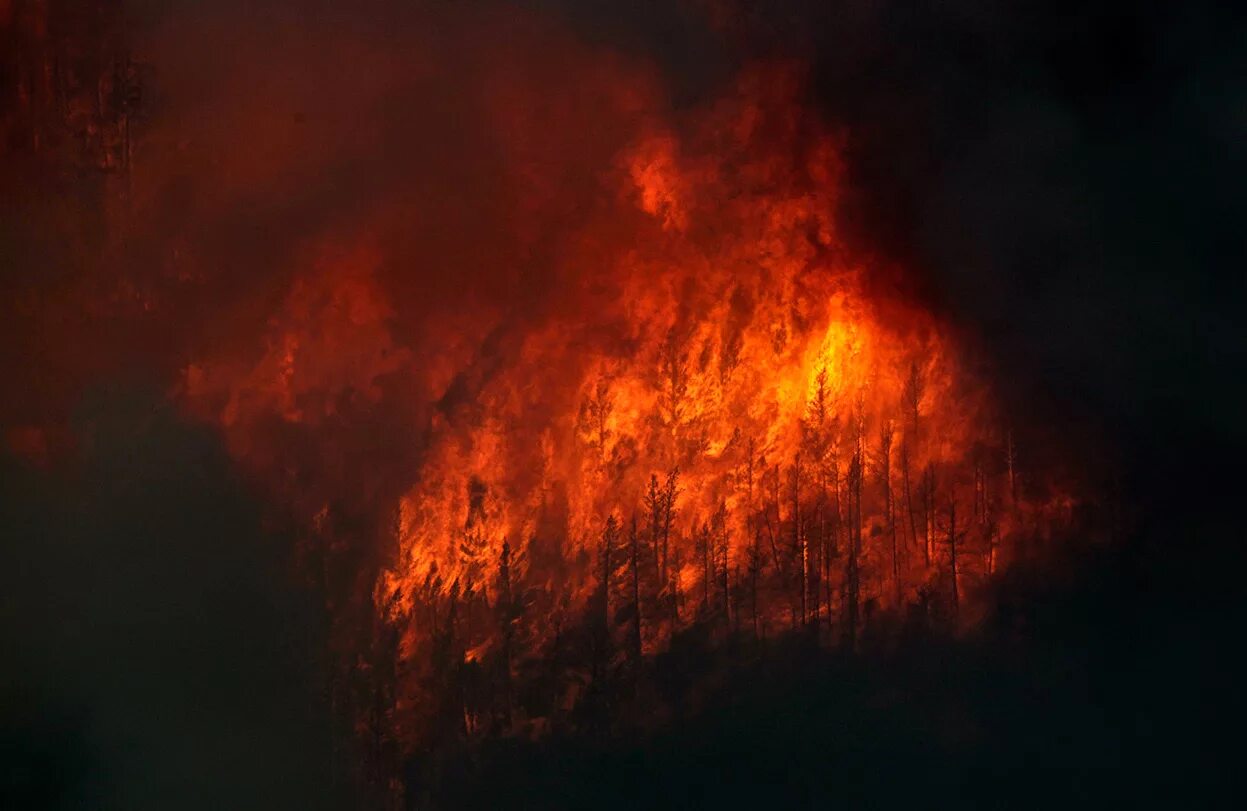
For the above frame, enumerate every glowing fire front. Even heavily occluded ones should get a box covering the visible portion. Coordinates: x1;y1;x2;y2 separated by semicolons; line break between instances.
181;63;1071;739
372;70;996;636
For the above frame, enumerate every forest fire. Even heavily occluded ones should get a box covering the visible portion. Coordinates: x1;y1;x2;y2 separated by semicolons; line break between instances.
176;52;1075;764
10;1;1231;808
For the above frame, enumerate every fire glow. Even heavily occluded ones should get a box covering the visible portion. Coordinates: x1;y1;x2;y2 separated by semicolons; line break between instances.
175;53;1075;746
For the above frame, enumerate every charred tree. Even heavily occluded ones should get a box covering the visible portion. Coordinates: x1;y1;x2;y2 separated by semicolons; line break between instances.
658;329;689;439
592;516;620;686
748;525;763;639
923;465;936;567
902;361;925;565
791;452;807;625
698;520;712;611
845;403;865;651
494;541;517;731
826;441;842;630
947;496;961;619
877;419;900;604
712;502;731;621
661;468;679;613
1007;427;1018;508
582;378;613;467
628;513;643;671
644;468;681;628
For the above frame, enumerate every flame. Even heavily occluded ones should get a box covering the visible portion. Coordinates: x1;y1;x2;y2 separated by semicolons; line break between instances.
362;68;979;618
172;44;1079;745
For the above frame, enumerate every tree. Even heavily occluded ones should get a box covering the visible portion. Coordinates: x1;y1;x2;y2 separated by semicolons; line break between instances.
697;519;713;611
803;367;832;625
593;516;621;683
366;586;403;807
940;489;968;620
984;501;1001;575
711;502;731;620
972;442;988;526
762;464;784;575
844;395;865;651
923;464;937;568
658;329;689;433
494;541;518;730
1006;427;1018;508
600;517;619;634
747;524;764;639
877;418;900;604
581;378;613;467
669;541;683;626
645;474;664;581
790;452;807;625
587;516;623;730
901;361;925;565
429;579;464;739
824;428;843;629
628;513;643;670
660;468;679;593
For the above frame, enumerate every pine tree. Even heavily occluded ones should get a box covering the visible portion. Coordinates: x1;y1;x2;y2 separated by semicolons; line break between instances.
628;513;643;669
902;361;925;565
877;418;900;604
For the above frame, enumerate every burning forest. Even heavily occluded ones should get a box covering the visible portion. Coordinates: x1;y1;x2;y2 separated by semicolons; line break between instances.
3;1;1242;809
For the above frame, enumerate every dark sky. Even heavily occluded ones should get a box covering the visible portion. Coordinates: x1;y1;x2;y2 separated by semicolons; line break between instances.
3;1;1244;807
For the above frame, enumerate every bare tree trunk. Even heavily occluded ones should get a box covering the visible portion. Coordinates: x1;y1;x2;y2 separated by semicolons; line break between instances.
670;545;681;628
661;470;679;630
497;542;515;730
988;519;998;575
701;524;711;610
880;421;899;604
947;497;960;619
818;491;829;629
646;476;663;586
751;525;761;639
829;459;841;628
602;519;614;635
596;516;617;683
1007;428;1018;508
923;465;935;566
792;454;806;625
629;514;643;669
974;450;989;526
846;443;862;651
810;498;822;625
902;440;918;561
761;468;783;580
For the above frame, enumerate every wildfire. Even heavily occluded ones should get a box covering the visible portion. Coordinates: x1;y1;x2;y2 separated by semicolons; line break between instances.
174;38;1072;748
361;67;992;633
